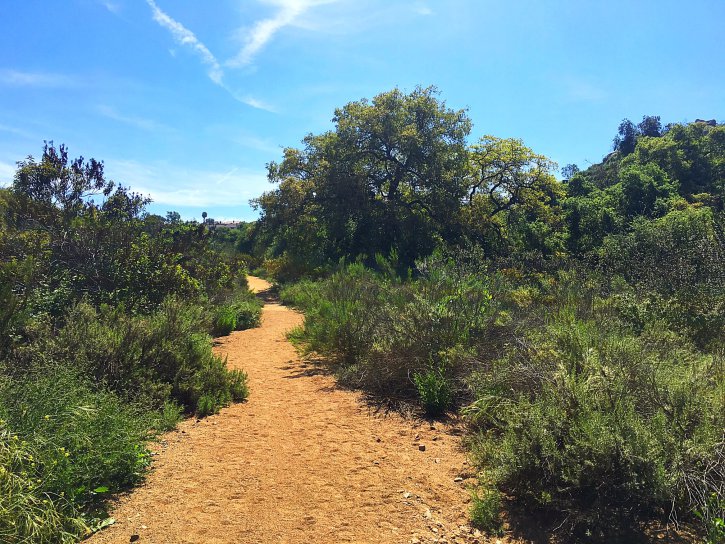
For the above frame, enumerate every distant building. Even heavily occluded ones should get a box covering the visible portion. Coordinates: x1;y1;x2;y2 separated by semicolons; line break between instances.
208;220;242;229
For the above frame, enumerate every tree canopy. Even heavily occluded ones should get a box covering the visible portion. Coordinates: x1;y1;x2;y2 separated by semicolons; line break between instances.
254;86;565;277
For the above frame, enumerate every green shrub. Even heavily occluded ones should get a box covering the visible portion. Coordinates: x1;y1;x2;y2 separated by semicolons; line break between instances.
599;207;725;348
212;305;237;336
14;299;250;416
0;364;157;543
0;366;152;503
293;264;390;375
413;367;453;416
279;279;322;310
292;261;724;536
230;299;261;330
285;254;724;537
466;296;725;536
210;290;261;336
228;369;250;401
0;146;258;543
470;486;503;534
156;401;184;432
696;493;725;544
186;354;232;414
291;259;492;400
195;394;219;418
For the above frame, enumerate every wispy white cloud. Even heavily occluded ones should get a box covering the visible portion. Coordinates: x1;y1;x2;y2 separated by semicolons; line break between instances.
0;161;16;187
0;69;76;88
228;0;337;67
96;105;167;131
145;0;224;85
100;0;121;14
414;4;433;16
144;1;280;112
105;159;268;208
227;91;278;112
144;0;344;111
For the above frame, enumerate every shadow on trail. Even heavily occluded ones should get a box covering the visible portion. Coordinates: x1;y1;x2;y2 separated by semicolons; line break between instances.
500;506;696;544
281;361;335;380
281;355;466;427
254;285;280;304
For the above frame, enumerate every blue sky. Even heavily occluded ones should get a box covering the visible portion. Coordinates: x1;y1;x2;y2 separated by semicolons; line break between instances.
1;0;723;221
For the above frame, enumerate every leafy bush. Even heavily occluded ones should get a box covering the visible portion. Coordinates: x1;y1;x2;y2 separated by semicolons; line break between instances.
228;369;250;402
211;290;262;337
279;278;322;310
195;395;219;418
289;258;492;402
696;493;725;544
15;299;249;416
212;305;237;336
230;298;262;330
599;207;725;348
413;366;453;416
466;293;725;536
470;487;503;534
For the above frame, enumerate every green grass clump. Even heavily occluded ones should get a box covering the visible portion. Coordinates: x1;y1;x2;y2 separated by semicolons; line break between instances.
0;366;153;503
186;353;249;415
212;305;237;336
279;279;322;310
0;365;156;543
0;426;87;543
413;367;453;416
230;298;262;330
228;369;250;401
470;486;503;534
211;290;262;336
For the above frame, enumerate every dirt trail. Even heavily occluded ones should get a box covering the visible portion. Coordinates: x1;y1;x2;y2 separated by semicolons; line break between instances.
91;277;484;544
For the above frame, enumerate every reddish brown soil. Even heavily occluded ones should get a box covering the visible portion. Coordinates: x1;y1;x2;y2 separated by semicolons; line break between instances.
89;277;490;544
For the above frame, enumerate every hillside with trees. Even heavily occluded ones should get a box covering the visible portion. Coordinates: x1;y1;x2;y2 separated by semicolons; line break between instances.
253;87;724;541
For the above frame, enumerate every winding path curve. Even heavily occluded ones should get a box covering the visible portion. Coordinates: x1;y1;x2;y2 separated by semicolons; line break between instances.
90;277;483;544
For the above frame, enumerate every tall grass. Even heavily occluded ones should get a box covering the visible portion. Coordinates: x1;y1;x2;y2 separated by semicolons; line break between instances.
0;426;87;543
0;296;253;542
14;299;250;416
0;365;155;542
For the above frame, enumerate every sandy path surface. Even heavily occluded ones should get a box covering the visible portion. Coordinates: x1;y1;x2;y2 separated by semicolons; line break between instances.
90;277;485;544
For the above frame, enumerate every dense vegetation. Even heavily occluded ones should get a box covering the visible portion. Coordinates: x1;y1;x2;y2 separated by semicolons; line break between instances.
258;88;724;541
0;144;260;542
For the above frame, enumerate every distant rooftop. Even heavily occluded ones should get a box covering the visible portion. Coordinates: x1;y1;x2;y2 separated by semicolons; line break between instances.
206;220;242;229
